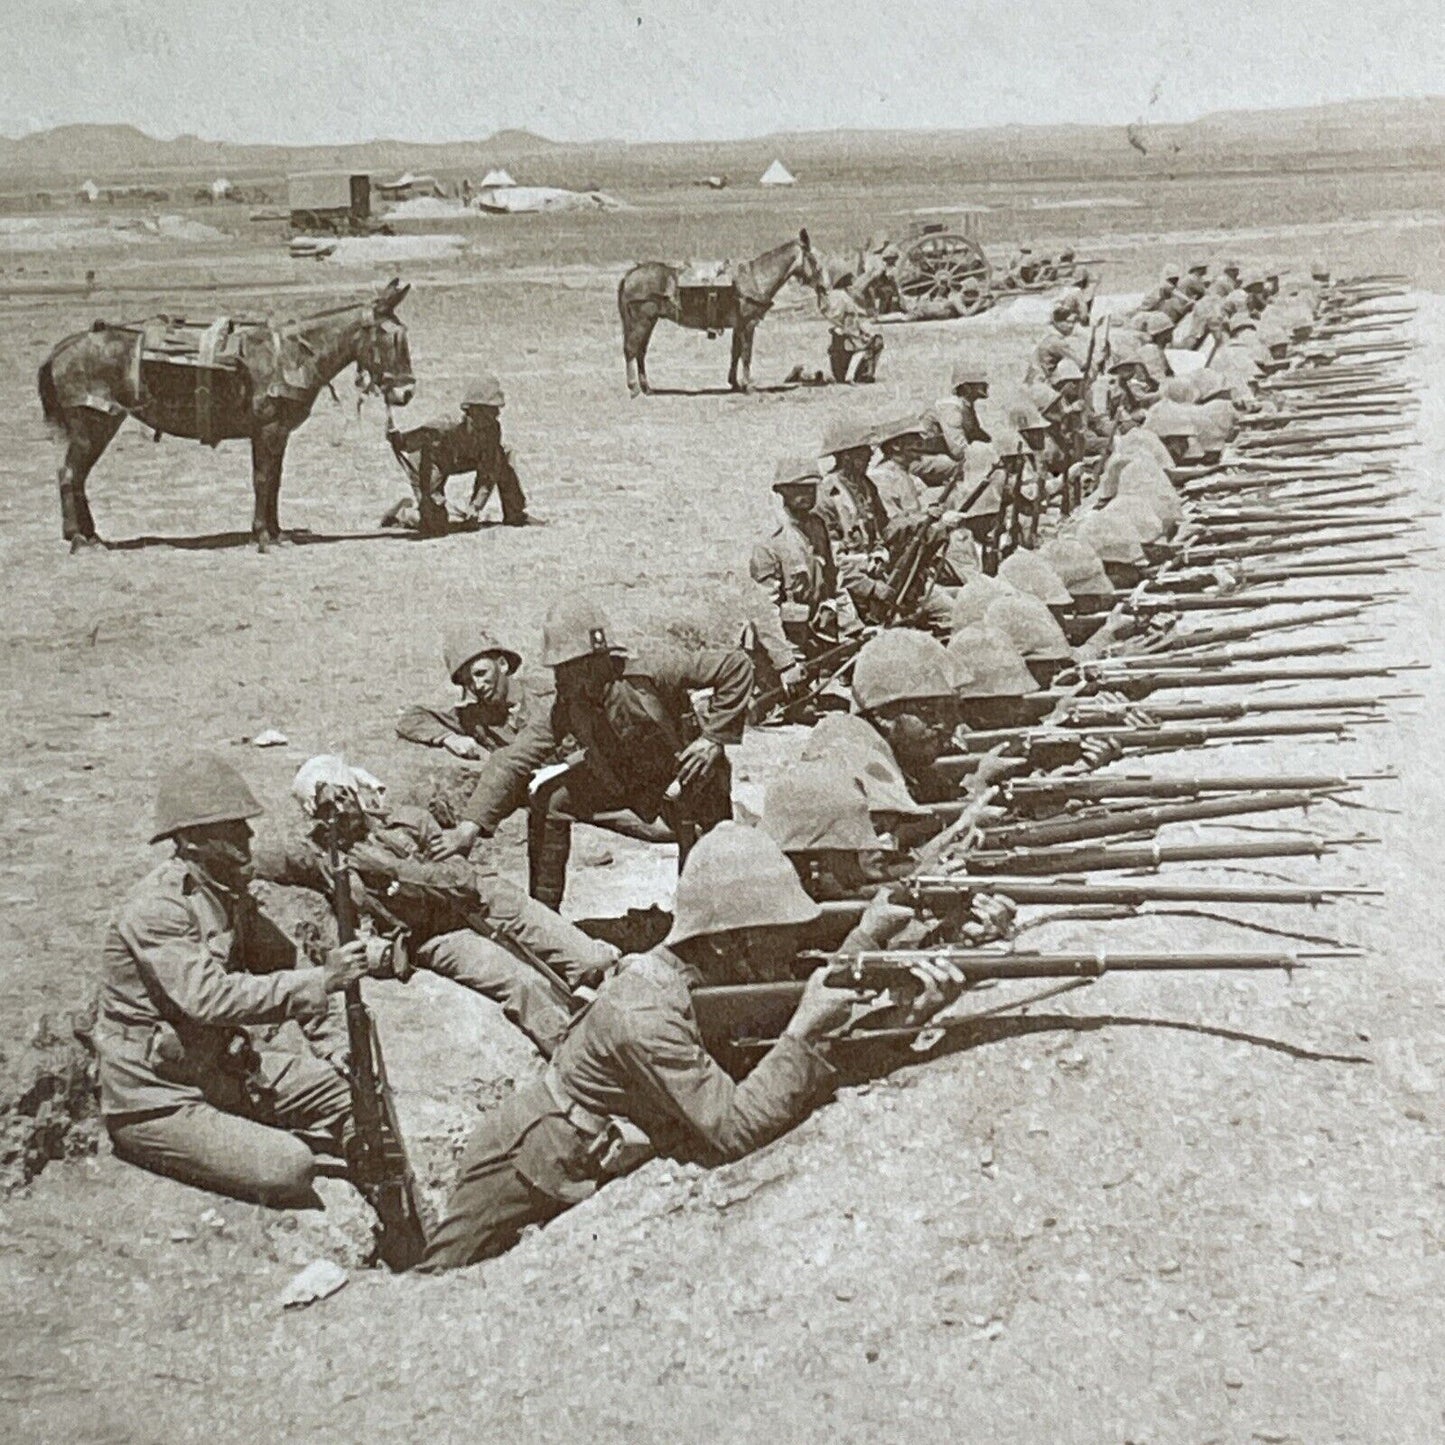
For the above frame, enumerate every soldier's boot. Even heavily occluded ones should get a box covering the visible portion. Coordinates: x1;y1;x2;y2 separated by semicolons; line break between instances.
527;809;573;911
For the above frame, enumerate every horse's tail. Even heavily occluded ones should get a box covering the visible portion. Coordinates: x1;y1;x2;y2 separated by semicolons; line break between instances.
37;356;62;429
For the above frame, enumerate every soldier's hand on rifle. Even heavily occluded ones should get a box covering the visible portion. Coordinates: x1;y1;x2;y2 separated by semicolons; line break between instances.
426;821;480;860
856;888;916;948
779;663;808;694
898;955;968;1027
442;734;485;761
1095;689;1157;729
786;965;871;1042
962;892;1017;944
322;937;392;993
675;736;723;788
1079;735;1125;767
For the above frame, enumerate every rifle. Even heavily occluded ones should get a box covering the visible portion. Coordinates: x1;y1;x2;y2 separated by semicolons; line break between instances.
966;834;1370;874
893;876;1378;908
1059;693;1393;726
324;807;429;1271
975;788;1346;850
694;947;1355;1055
1121;589;1397;613
999;771;1386;801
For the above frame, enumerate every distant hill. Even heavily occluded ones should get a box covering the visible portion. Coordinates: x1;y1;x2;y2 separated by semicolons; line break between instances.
2;99;1441;188
0;124;559;181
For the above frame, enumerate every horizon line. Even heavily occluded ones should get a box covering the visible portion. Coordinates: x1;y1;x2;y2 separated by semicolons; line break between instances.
6;91;1443;152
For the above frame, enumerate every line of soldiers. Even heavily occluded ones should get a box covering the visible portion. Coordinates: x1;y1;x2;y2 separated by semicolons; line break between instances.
93;254;1359;1269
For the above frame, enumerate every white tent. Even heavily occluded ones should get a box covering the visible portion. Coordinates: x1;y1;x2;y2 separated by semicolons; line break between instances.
759;159;796;187
78;179;101;203
210;177;233;200
479;168;516;188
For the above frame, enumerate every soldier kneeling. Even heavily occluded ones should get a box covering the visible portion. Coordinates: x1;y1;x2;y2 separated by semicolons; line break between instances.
383;374;536;536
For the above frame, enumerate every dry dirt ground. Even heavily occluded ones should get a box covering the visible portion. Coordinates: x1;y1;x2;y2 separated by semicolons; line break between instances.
1;172;1444;1443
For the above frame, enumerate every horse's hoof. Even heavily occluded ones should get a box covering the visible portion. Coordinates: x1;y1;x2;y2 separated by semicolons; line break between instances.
68;534;104;554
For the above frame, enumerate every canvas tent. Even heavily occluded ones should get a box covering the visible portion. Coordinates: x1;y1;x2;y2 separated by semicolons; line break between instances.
759;159;796;186
479;168;516;188
210;177;233;201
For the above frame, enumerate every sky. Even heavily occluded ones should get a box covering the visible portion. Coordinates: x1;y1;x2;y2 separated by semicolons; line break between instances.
6;0;1442;145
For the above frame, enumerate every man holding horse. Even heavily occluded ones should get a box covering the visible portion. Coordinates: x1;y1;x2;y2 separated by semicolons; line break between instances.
384;374;534;535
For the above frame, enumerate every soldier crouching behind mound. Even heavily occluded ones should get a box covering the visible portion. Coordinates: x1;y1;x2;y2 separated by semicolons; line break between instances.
95;756;392;1207
381;373;537;536
421;822;963;1270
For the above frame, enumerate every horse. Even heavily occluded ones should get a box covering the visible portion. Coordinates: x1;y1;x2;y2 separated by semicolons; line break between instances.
36;277;415;552
616;230;827;397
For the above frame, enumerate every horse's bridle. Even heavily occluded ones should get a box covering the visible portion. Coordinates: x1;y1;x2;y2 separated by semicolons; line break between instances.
356;314;414;397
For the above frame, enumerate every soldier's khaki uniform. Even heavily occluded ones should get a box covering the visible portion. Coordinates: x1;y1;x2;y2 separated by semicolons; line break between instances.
97;859;349;1206
253;805;615;1058
747;510;860;685
421;944;837;1268
395;678;546;755
462;645;751;907
387;408;528;534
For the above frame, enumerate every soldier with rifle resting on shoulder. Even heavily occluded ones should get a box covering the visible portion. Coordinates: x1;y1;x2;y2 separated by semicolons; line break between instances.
744;456;864;701
95;755;391;1207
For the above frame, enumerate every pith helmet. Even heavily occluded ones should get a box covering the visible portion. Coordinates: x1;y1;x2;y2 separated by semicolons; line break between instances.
851;628;963;713
1071;509;1147;568
760;763;884;854
822;417;873;456
1006;397;1048;433
773;456;823;491
873;413;928;447
1051;357;1086;385
1104;493;1168;545
1039;537;1115;600
950;360;989;391
998;549;1073;609
798;713;925;818
985;592;1073;662
461;374;505;408
992;427;1030;460
664;822;821;946
948;624;1039;699
1144;400;1200;441
541;594;617;668
151;754;263;844
950;572;1017;631
444;626;523;684
1139;310;1174;339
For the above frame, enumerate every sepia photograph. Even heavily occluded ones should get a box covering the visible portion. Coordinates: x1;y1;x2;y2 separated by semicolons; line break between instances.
1;1;1441;1439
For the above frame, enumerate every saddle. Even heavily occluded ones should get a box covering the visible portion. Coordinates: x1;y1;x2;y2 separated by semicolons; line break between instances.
676;260;738;335
129;316;260;445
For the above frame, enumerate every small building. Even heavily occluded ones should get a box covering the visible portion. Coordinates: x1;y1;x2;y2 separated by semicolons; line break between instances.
759;159;796;187
478;168;516;189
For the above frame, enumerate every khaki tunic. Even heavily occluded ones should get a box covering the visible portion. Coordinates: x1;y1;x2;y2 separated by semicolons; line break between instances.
96;860;330;1117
